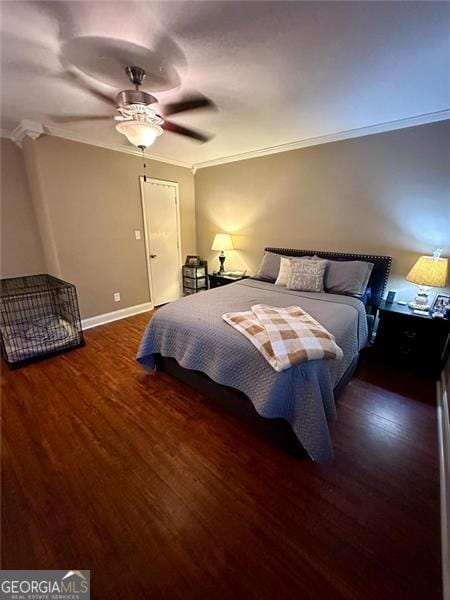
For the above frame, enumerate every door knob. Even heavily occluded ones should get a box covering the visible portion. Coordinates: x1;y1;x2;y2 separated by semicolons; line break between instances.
150;254;157;258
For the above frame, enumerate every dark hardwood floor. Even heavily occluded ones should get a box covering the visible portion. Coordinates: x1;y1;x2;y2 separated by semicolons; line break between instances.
1;312;441;599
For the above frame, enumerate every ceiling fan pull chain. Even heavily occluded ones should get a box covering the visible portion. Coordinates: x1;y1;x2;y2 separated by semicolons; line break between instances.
140;146;148;182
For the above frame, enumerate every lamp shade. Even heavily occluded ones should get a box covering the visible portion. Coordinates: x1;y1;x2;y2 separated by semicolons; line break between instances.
406;255;448;288
211;233;234;251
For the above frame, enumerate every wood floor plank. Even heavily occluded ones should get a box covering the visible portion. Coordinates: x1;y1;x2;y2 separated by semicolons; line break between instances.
1;312;442;599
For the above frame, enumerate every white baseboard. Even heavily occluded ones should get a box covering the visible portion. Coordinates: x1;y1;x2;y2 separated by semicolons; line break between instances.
81;302;153;330
437;364;450;599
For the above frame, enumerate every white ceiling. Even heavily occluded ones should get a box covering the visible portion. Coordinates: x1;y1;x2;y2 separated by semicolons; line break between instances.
1;1;449;166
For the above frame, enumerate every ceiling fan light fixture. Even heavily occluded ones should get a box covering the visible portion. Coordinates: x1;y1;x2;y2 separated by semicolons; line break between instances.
53;62;214;144
115;119;163;149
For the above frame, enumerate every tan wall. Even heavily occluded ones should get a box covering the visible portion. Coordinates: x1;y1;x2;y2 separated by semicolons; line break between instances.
22;135;196;319
195;121;450;299
0;138;45;277
4;121;448;320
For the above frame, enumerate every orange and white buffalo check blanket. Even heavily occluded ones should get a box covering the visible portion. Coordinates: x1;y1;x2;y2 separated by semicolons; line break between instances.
222;304;343;372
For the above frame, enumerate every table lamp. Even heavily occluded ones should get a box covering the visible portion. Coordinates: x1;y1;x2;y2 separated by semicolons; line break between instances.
211;233;234;274
405;249;448;310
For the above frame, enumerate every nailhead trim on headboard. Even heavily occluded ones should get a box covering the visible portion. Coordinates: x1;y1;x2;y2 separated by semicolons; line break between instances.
264;247;392;314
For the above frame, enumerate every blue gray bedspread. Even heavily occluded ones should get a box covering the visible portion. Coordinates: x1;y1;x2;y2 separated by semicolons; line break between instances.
137;279;368;462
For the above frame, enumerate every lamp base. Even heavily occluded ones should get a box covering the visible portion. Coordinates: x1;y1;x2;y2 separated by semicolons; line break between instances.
409;287;431;311
218;252;226;274
409;301;431;311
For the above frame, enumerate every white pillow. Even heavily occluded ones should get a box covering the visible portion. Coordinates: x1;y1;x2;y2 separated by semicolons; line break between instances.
275;257;292;286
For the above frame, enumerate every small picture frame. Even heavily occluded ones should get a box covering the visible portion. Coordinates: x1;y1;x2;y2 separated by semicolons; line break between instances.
432;294;450;318
185;255;200;267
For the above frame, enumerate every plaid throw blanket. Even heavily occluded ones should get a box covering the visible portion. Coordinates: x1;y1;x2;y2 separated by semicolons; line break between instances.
222;304;343;372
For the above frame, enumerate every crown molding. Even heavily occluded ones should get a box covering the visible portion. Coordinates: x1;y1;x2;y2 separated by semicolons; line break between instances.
5;109;449;171
10;119;44;147
193;109;450;170
43;124;193;169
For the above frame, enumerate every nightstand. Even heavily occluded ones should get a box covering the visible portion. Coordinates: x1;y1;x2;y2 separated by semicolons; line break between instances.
373;300;449;379
208;273;249;289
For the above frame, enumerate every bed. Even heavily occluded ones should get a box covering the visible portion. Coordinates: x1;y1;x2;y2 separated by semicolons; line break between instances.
137;248;391;461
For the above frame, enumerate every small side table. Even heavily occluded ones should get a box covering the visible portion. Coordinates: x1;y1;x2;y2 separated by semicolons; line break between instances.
182;263;208;296
373;300;449;379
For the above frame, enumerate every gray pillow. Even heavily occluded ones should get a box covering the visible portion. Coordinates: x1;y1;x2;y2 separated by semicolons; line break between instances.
324;260;374;296
256;251;282;282
286;258;327;292
257;252;313;282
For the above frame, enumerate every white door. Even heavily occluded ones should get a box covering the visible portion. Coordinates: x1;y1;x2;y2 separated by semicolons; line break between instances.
142;178;181;306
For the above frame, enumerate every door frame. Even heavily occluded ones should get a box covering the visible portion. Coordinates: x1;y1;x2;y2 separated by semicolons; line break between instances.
140;176;183;307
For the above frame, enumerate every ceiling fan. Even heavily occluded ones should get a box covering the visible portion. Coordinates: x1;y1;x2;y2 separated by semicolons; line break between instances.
50;65;215;149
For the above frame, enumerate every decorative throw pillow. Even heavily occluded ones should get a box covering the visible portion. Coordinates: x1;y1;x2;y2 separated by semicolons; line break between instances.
286;258;327;292
324;260;374;296
275;257;292;286
256;251;282;282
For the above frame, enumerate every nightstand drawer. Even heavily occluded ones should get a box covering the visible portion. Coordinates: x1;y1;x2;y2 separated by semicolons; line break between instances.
183;276;206;290
183;266;206;278
399;327;418;340
396;327;419;354
397;342;416;359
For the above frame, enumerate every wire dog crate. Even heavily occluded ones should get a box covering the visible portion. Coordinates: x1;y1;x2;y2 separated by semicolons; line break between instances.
0;274;84;368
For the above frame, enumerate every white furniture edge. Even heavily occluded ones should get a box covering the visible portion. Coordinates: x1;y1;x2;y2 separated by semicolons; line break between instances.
2;109;449;172
81;302;153;330
437;363;450;600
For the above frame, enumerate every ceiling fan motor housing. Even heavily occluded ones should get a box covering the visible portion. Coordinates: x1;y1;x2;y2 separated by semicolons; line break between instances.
116;89;157;108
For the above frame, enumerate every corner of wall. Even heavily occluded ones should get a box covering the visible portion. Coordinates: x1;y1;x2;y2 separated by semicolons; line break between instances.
22;137;62;277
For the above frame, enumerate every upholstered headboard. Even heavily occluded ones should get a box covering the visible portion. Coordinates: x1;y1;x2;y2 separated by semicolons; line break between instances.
264;247;392;314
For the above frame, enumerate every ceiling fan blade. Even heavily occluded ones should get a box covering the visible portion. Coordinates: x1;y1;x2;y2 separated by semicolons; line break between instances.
162;93;216;116
48;115;111;123
63;70;117;107
162;120;212;143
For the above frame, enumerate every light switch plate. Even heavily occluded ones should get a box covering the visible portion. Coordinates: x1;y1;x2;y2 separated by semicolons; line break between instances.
134;230;141;240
